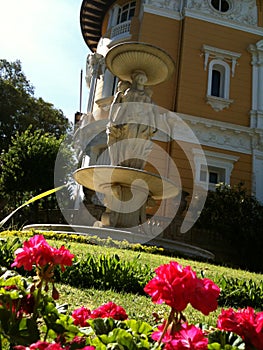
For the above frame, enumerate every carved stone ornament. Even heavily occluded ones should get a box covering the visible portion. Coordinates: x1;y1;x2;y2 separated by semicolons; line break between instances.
185;0;257;26
143;0;181;12
176;113;253;155
206;95;234;111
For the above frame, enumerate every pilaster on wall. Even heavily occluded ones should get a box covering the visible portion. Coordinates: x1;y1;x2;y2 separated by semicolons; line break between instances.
248;40;263;129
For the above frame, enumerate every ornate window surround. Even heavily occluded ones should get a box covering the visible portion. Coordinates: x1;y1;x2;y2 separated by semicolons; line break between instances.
202;44;241;111
193;148;239;190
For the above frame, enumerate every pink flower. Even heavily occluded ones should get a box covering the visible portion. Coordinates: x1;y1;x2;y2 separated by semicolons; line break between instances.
152;322;208;350
90;301;128;320
217;308;239;334
256;311;263;333
167;323;208;350
190;278;220;315
51;245;75;272
217;307;263;350
11;235;49;270
144;261;197;312
72;306;91;327
14;341;63;350
151;320;177;343
11;235;74;271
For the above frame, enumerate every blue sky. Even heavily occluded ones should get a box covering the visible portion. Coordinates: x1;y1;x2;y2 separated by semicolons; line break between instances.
1;0;90;124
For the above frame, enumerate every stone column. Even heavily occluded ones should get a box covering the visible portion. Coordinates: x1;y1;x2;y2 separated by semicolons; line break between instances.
248;40;263;128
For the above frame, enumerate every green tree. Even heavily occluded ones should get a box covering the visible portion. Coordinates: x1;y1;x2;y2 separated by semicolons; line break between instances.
0;59;70;151
0;128;73;226
196;183;263;272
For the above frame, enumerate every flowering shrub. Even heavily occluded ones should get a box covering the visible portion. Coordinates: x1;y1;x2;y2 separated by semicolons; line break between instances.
0;234;262;349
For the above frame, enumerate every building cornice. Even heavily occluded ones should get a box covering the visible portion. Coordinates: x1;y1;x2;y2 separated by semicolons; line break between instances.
143;2;263;36
176;113;263;154
142;5;182;20
184;9;263;36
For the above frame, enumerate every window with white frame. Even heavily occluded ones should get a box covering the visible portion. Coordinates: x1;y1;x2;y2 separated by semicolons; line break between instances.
193;149;239;191
202;45;241;111
208;59;230;99
117;1;136;24
107;2;135;39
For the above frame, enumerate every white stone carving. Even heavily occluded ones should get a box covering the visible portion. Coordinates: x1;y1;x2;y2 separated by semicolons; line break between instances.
186;0;258;26
144;0;181;12
175;113;253;155
202;45;241;77
206;95;233;111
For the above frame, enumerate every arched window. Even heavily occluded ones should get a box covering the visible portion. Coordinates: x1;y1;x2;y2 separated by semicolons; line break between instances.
207;59;230;100
202;45;240;111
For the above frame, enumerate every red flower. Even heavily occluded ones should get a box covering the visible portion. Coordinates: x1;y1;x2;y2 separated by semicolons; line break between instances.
14;341;64;350
151;320;177;343
72;306;91;327
190;278;220;315
51;246;74;272
152;322;208;350
217;307;263;350
217;308;239;334
166;323;208;350
256;311;263;333
11;235;74;271
90;301;128;320
144;261;197;312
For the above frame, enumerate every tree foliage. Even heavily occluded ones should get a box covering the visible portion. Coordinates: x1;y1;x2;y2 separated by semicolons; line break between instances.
196;183;263;272
0;59;70;152
0;129;64;205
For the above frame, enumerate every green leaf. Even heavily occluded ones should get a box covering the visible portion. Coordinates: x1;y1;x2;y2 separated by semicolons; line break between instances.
89;318;117;335
125;319;153;335
208;344;222;350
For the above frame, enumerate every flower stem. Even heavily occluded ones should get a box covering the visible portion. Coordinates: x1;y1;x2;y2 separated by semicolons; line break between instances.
33;268;44;320
158;308;176;345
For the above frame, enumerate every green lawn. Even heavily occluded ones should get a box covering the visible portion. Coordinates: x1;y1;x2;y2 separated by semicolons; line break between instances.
49;237;262;328
1;231;262;328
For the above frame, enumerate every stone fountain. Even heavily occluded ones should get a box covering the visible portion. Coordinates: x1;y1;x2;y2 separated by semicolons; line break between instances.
73;42;179;230
22;41;214;260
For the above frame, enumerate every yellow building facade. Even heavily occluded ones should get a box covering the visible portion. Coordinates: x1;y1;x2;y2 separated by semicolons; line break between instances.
79;0;263;212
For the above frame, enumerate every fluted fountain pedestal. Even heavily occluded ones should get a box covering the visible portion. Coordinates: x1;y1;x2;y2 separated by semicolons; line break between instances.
74;165;179;228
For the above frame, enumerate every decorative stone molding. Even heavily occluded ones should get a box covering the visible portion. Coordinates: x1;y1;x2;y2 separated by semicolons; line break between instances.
174;113;253;154
186;0;258;26
206;95;234;111
143;0;182;19
193;148;239;189
144;0;181;11
202;44;241;77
